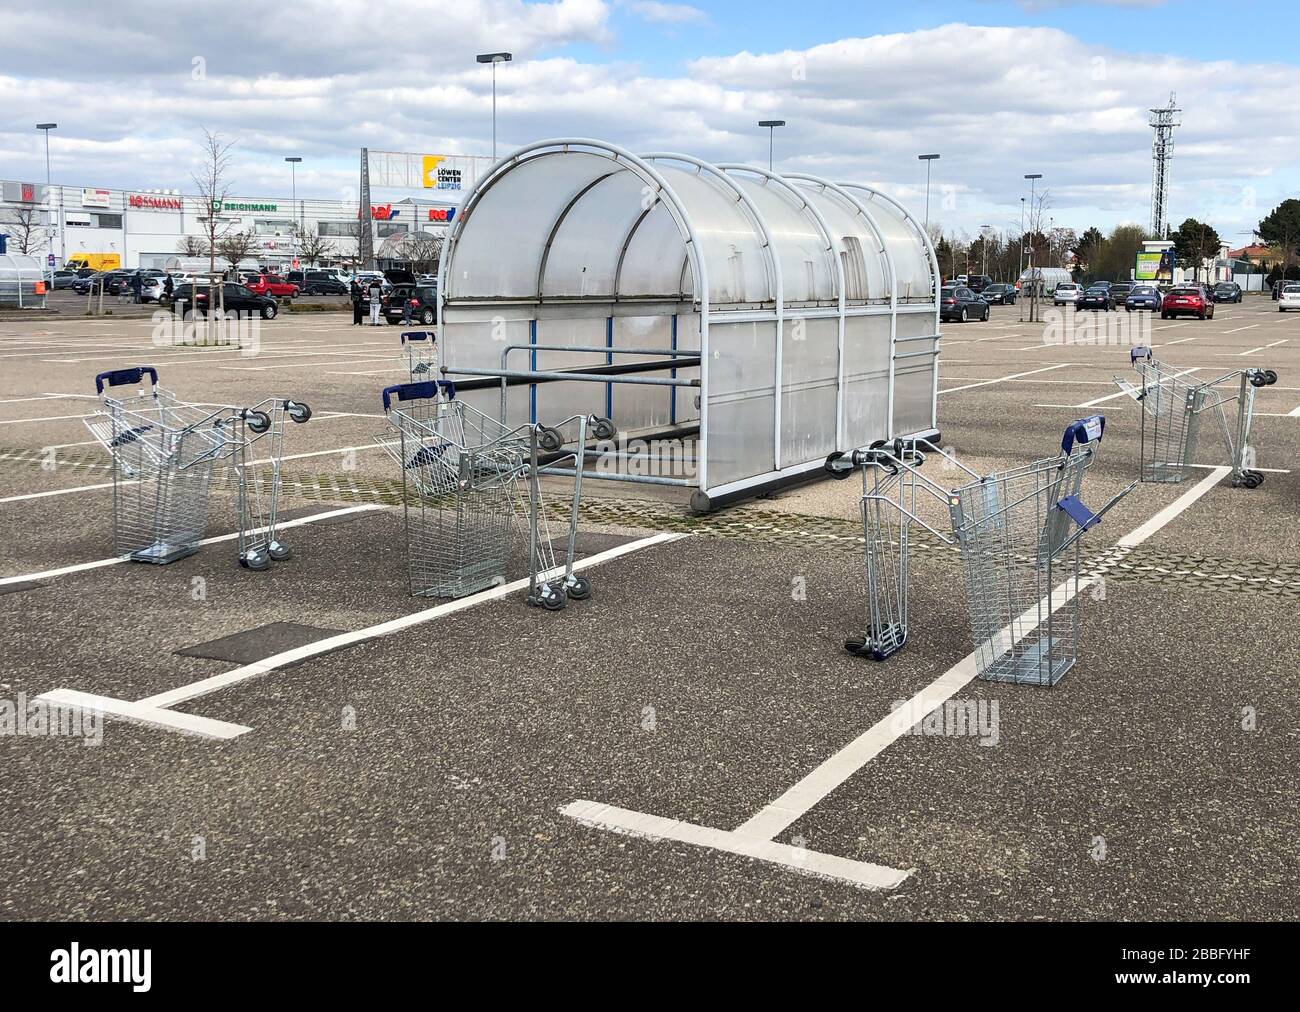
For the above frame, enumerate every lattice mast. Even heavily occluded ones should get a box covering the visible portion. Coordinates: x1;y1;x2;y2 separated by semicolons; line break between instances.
1149;93;1181;239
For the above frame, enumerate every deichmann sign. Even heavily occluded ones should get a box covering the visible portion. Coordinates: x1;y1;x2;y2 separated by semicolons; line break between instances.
130;194;183;210
211;199;279;213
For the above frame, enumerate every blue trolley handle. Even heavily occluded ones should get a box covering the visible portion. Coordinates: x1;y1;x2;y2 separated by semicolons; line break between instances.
400;330;435;344
1130;345;1152;366
381;379;457;412
1061;415;1105;456
95;365;158;395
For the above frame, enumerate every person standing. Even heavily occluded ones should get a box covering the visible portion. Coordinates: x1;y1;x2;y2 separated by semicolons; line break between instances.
130;272;143;304
163;274;174;303
368;276;383;326
402;293;414;326
350;279;364;325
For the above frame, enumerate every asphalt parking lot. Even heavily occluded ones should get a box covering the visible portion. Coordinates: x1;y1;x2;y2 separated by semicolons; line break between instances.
1;297;1297;920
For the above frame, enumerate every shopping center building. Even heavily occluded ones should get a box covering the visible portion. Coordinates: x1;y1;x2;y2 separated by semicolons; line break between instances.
0;178;460;270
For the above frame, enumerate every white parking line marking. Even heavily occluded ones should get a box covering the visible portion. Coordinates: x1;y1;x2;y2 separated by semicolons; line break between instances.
1221;324;1259;334
0;480;125;504
1076;368;1198;408
34;689;251;741
561;801;912;891
1238;339;1288;356
136;531;685;710
937;362;1070;395
565;467;1231;889
0;412;95;425
0;505;384;586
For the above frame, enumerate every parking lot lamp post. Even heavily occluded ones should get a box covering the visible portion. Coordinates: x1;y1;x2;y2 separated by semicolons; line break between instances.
285;157;302;271
1025;174;1042;276
918;154;940;232
758;120;785;171
1018;197;1025;279
37;123;59;267
980;225;991;276
476;53;513;160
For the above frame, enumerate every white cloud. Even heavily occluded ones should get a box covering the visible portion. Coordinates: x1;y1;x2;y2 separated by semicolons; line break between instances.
625;1;708;24
2;14;1296;241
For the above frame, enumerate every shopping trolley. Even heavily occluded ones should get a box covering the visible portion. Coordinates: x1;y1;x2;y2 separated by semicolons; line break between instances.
86;366;311;567
825;417;1134;685
375;380;615;607
86;366;226;564
214;396;313;569
1114;346;1278;488
399;330;437;379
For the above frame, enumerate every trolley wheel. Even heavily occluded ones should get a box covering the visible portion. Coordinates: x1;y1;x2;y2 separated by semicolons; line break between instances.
1250;372;1268;387
1265;369;1278;385
824;451;854;480
541;586;567;611
844;636;868;656
241;550;270;571
591;416;617;441
268;540;292;561
245;410;271;435
537;426;564;452
287;400;312;423
565;576;592;601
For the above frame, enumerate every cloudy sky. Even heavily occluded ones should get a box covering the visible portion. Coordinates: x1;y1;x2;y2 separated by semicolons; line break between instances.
1;0;1295;243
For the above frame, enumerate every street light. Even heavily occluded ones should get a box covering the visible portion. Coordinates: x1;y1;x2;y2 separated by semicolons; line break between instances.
980;224;992;276
758;120;785;171
285;156;302;271
37;123;59;268
1019;197;1026;278
918;154;940;232
1024;174;1043;310
476;52;513;160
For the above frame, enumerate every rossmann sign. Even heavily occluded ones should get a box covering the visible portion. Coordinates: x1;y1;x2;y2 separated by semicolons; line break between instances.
129;194;182;210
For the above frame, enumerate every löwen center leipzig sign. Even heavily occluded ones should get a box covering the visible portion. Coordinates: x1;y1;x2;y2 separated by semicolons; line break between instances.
367;151;494;193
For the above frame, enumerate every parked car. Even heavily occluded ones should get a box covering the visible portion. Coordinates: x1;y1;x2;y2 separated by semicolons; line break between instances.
963;274;993;293
170;282;279;319
101;270;136;296
1053;282;1082;306
1271;279;1296;300
1078;285;1115;311
382;284;438;325
1278;284;1300;312
139;276;169;303
1110;282;1135;304
287;269;349;295
49;270;78;290
72;271;105;294
1161;285;1215;320
1125;285;1162;312
939;286;990;322
979;283;1016;305
1211;281;1243;303
244;273;299;299
417;273;439;287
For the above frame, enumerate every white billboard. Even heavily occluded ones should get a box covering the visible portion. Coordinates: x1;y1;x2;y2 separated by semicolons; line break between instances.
367;151;493;193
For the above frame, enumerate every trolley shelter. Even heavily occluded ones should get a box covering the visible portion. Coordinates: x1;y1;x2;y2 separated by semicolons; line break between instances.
435;139;941;511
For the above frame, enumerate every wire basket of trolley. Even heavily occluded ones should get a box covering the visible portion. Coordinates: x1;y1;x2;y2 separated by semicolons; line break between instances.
85;366;311;568
825;416;1134;686
375;379;614;607
399;330;437;379
1113;345;1277;488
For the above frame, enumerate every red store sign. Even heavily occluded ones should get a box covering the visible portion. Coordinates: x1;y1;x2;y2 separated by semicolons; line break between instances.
129;194;183;210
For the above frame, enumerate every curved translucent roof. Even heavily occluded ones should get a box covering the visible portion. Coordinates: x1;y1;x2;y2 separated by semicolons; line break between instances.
440;139;937;309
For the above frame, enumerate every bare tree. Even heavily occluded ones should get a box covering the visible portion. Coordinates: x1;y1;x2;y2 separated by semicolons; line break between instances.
1022;189;1053;322
215;228;259;272
176;235;211;258
0;206;49;256
191;128;236;296
291;223;336;267
397;232;445;274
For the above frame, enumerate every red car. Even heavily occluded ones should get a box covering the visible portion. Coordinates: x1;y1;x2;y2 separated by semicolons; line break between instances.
1160;285;1215;320
244;273;299;299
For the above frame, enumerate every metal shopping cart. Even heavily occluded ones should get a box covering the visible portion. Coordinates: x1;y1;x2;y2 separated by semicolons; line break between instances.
86;366;226;563
375;380;614;606
399;330;437;379
825;417;1134;685
86;366;311;567
1114;346;1277;488
215;396;313;569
